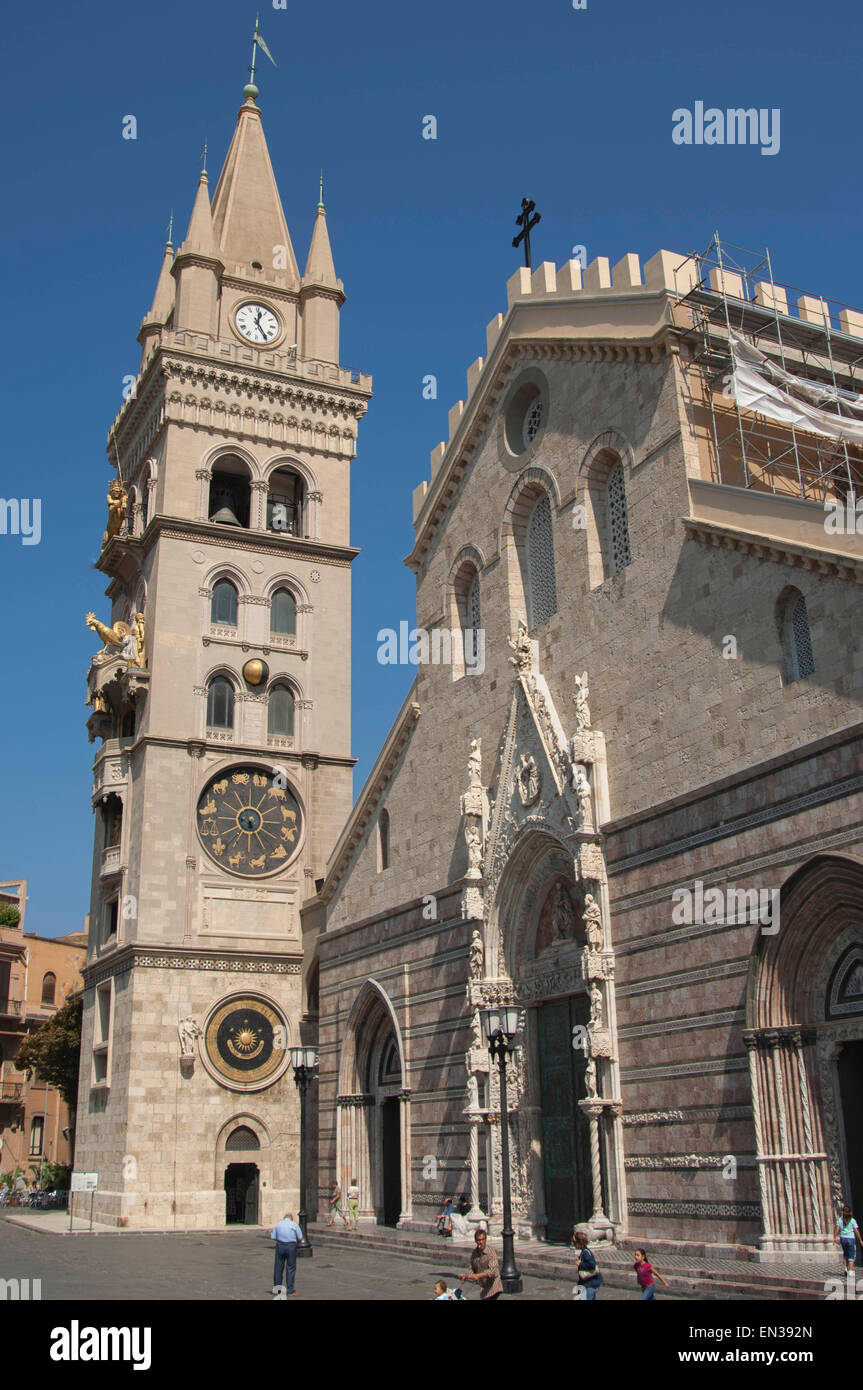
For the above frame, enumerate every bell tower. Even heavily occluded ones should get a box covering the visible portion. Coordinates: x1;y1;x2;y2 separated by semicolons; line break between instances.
75;74;371;1230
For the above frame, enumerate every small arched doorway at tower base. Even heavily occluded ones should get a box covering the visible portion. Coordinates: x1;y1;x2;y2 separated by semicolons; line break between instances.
224;1163;259;1224
336;980;411;1227
216;1117;269;1227
746;853;863;1257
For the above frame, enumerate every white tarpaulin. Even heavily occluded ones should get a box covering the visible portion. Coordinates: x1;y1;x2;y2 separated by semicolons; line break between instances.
729;331;863;415
729;340;863;444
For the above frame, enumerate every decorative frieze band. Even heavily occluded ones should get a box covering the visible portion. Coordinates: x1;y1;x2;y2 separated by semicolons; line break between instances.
625;1154;755;1171
627;1199;761;1220
623;1106;751;1126
83;945;301;988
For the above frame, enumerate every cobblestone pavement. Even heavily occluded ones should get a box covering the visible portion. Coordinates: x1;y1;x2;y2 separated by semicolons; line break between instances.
0;1216;690;1301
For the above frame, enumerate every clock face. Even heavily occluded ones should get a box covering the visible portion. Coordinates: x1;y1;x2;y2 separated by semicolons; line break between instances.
235;302;279;344
203;995;288;1090
196;765;302;875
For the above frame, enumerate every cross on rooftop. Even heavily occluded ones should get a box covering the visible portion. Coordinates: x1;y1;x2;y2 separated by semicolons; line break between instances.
513;197;541;269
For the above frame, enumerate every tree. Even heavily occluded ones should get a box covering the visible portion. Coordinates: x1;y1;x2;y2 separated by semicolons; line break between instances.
14;997;82;1108
0;905;20;928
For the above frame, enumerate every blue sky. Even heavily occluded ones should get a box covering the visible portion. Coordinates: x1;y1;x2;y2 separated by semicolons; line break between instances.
1;0;860;936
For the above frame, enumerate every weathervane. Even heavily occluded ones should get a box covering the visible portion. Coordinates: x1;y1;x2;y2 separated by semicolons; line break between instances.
245;13;277;99
513;197;541;269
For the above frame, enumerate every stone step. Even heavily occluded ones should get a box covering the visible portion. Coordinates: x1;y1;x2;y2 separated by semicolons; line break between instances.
306;1225;829;1300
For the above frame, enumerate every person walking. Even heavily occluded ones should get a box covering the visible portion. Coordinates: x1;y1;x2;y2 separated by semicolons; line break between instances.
459;1227;504;1300
269;1211;304;1297
326;1180;347;1227
347;1177;360;1232
633;1248;669;1300
572;1229;603;1300
835;1205;862;1273
433;1278;465;1300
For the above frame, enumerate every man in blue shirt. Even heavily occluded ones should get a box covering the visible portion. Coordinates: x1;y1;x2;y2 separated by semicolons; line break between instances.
270;1212;304;1296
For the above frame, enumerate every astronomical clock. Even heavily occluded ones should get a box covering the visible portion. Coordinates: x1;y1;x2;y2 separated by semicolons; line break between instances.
196;764;302;876
202;994;289;1091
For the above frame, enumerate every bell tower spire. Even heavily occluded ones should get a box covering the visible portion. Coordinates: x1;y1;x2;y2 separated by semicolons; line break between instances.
171;167;223;335
300;177;344;365
138;226;175;365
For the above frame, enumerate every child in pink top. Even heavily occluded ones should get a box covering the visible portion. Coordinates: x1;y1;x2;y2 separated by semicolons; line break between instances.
633;1248;670;1301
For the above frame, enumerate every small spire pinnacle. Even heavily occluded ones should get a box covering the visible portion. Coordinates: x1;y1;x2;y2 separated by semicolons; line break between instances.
244;13;276;102
200;141;208;176
318;170;324;209
166;208;174;247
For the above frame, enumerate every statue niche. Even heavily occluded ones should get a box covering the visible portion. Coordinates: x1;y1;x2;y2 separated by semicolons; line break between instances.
533;879;585;957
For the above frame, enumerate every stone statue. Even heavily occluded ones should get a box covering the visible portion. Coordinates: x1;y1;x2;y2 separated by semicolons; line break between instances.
551;882;575;942
469;928;484;980
573;671;591;730
517;752;540;806
470;1009;482;1051
102;479;128;551
178;1016;201;1058
468;738;482;788
507;618;533;675
131;612;147;668
573;765;593;828
86;612;132;660
465;824;483;879
590;980;604;1029
585;1056;598;1099
583;893;603;950
465;1055;479;1111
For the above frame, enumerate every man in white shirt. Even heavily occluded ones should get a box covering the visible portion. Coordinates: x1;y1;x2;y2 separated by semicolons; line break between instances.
270;1212;304;1296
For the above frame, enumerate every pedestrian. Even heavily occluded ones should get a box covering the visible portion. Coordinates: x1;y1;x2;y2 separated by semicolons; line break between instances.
347;1177;360;1231
269;1211;304;1297
326;1180;347;1227
633;1248;669;1300
0;1182;8;1207
459;1227;504;1300
835;1204;861;1273
436;1194;455;1236
572;1228;603;1300
456;1193;470;1218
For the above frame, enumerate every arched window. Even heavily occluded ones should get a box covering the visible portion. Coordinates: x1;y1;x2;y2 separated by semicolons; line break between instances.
225;1126;260;1152
606;459;632;574
267;468;305;536
211;579;238;626
208;457;251;528
270;587;297;636
267;684;295;737
41;972;56;1006
526;492;557;628
466;572;481;637
141;481;151;531
780;589;815;682
378;808;390;872
207;676;234;729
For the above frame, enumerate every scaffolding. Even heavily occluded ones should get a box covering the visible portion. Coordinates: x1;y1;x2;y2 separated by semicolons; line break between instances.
672;233;863;503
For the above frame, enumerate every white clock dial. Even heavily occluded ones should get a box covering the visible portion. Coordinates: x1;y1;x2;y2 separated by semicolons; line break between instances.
235;303;279;344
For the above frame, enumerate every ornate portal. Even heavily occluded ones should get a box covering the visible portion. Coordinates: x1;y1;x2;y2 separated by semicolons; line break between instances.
202;995;288;1090
196;765;302;876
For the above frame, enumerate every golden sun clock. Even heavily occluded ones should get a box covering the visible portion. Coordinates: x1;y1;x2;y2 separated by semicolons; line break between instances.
202;994;289;1091
196;765;302;876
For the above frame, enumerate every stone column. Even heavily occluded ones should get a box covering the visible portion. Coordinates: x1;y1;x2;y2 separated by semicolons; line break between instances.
250;479;268;531
580;1099;613;1240
398;1088;412;1225
744;1032;773;1242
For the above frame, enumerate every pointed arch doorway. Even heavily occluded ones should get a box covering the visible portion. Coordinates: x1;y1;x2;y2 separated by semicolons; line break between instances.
337;981;411;1227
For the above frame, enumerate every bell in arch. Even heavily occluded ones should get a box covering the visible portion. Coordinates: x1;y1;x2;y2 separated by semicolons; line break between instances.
209;482;243;527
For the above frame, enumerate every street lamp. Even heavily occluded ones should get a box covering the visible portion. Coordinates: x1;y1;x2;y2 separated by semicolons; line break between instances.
480;1005;523;1294
289;1046;318;1258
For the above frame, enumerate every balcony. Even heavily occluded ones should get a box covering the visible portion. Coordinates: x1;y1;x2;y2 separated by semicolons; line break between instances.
100;845;123;878
0;1081;23;1104
0;998;22;1018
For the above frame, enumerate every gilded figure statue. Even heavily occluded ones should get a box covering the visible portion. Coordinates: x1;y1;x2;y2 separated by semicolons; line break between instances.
102;479;128;551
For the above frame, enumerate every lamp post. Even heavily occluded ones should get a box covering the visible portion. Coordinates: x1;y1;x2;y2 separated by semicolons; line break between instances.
289;1046;318;1257
481;1006;523;1294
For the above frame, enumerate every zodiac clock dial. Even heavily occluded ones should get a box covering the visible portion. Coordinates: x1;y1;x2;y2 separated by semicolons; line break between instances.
196;765;302;875
203;995;288;1090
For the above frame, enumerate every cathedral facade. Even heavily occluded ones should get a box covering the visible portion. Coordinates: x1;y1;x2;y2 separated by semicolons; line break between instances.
308;248;863;1257
75;79;369;1228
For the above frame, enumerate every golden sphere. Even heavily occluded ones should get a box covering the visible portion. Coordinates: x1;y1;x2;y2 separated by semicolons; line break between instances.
242;659;269;687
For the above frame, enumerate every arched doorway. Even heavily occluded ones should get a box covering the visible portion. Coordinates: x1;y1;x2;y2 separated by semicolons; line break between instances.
337;981;410;1226
488;830;623;1241
746;853;863;1255
224;1163;259;1224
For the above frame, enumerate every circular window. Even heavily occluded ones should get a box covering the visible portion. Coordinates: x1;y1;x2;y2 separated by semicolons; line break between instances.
500;373;548;464
523;398;543;448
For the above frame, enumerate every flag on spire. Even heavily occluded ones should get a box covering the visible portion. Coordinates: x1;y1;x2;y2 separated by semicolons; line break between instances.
254;19;277;68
